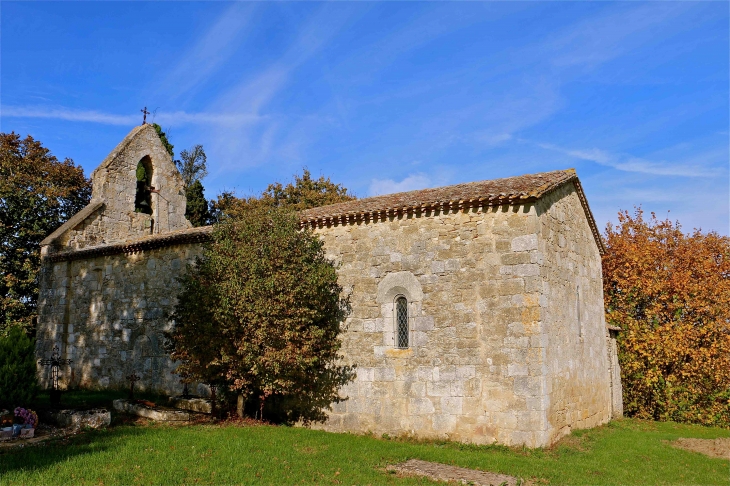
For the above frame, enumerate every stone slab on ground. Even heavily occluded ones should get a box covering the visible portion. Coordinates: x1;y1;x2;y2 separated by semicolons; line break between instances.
41;409;111;429
387;459;523;486
168;396;212;414
113;399;195;421
672;438;730;460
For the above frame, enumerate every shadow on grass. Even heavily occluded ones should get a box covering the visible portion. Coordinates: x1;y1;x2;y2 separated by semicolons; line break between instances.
0;426;148;477
31;389;171;411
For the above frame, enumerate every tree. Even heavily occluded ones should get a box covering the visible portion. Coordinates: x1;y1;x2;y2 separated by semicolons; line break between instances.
0;326;39;409
208;191;238;225
176;144;207;187
603;208;730;427
167;206;354;423
175;144;210;227
152;123;174;158
215;169;356;221
184;180;210;227
0;133;91;335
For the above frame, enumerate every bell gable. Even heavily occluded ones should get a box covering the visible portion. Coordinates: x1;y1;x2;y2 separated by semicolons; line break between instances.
41;124;192;252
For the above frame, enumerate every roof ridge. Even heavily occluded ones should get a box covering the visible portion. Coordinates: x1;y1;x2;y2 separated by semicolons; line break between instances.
300;169;573;221
46;225;214;262
298;168;604;254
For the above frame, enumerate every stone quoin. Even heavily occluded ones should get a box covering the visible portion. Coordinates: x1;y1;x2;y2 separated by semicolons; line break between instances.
35;124;622;447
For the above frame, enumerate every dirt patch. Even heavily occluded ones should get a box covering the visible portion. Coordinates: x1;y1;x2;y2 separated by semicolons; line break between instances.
671;438;730;460
0;423;76;450
387;459;527;486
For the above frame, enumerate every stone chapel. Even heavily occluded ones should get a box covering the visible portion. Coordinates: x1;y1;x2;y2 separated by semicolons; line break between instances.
36;123;622;447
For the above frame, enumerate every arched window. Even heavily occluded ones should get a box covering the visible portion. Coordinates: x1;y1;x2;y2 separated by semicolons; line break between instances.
134;156;153;214
395;296;409;348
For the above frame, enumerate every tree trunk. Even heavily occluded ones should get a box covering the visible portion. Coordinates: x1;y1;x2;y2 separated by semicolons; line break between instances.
237;394;245;418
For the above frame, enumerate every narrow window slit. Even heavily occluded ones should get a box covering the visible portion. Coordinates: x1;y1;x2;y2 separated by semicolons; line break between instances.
396;296;409;348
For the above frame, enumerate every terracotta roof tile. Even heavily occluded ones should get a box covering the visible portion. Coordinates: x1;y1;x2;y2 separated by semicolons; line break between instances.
300;168;604;254
47;225;213;262
300;169;574;220
45;168;604;260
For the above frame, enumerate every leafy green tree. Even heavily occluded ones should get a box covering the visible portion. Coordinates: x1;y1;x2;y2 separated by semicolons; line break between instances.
258;168;355;211
0;326;40;408
175;144;210;226
152;123;174;158
0;133;91;334
176;144;207;187
208;191;238;225
213;169;356;221
168;206;354;423
184;180;210;227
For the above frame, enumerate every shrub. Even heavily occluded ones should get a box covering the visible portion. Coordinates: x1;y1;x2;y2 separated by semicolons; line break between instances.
167;206;354;424
0;326;40;409
603;208;730;427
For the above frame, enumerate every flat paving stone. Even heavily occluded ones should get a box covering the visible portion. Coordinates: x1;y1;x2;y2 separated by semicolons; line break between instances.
388;459;524;486
168;396;212;414
41;408;111;429
113;399;195;421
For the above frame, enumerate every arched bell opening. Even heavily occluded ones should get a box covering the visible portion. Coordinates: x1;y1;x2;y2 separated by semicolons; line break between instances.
134;156;153;215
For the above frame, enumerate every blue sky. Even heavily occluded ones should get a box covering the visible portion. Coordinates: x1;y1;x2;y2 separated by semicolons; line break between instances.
2;2;728;234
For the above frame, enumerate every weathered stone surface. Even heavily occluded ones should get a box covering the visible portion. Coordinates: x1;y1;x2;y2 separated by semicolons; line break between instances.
43;124;191;251
42;408;111;429
168;396;212;414
35;125;621;448
113;399;194;421
388;459;521;486
307;187;615;447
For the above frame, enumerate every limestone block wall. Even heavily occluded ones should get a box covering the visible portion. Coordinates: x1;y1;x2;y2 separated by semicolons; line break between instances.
35;243;203;394
536;184;612;443
34;167;613;447
310;203;564;447
607;331;623;419
57;124;191;251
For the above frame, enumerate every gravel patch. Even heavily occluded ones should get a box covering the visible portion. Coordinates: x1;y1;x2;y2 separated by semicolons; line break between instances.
672;438;730;460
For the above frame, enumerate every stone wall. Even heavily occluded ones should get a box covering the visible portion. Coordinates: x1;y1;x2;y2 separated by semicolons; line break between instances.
309;194;609;447
36;243;203;394
607;330;623;419
52;124;191;252
34;134;615;447
536;184;613;443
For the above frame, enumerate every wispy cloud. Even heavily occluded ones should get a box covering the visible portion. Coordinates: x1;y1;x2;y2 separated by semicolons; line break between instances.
533;141;723;177
1;106;138;125
158;3;255;100
211;6;354;116
1;105;264;127
368;173;431;196
203;6;357;171
543;3;695;69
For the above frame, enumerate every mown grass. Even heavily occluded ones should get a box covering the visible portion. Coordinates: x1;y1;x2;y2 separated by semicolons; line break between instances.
2;395;728;485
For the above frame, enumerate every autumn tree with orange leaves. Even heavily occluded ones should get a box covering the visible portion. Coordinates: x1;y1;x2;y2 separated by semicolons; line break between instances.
0;133;91;335
603;208;730;427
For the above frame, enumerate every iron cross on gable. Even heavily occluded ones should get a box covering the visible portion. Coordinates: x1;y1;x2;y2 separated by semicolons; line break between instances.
141;107;150;125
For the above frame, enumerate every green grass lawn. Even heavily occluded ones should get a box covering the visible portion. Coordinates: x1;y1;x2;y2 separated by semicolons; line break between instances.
1;395;728;485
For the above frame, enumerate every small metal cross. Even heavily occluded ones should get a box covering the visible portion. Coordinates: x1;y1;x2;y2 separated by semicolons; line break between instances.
39;345;72;408
181;380;191;399
141;107;150;125
126;372;141;400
